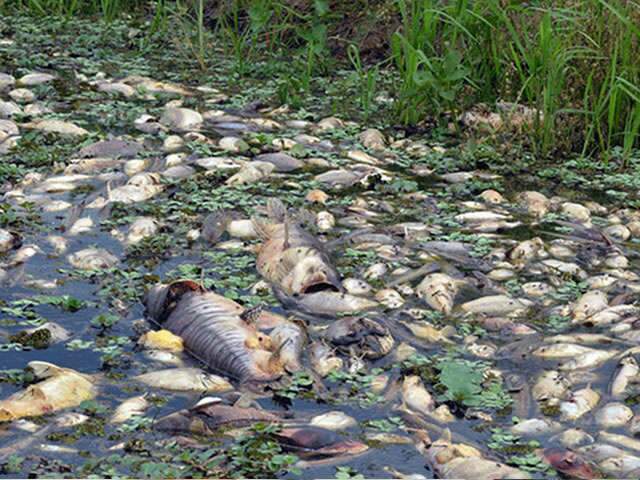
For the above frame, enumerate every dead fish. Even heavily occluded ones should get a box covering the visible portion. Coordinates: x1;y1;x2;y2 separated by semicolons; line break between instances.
270;322;305;372
416;430;529;479
461;295;532;316
310;411;357;431
558;349;618;370
510;418;561;435
401;321;455;344
610;356;639;399
0;229;21;253
155;400;281;435
67;248;118;270
18;72;55;86
573;290;609;321
418;241;491;271
325;316;394;359
127;217;160;244
599;431;640;454
253;199;342;297
134;368;232;392
532;372;569;404
509;237;544;265
145;280;282;383
0;361;95;421
201;210;233;245
533;343;599;359
543;448;596;480
273;426;368;459
595;402;633;427
226;161;274;185
402;376;434;413
77;139;142;159
560;385;600;421
138;329;184;352
160;107;202;131
310;341;343;377
416;273;461;315
342;278;372;295
578;304;639;327
21;119;88;136
275;290;378;317
110;395;149;424
551;429;594;448
255;152;304;172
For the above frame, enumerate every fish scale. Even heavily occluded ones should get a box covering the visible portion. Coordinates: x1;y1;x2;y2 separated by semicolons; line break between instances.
161;292;274;383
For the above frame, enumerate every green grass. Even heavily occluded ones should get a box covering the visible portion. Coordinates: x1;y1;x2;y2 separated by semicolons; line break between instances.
1;0;638;159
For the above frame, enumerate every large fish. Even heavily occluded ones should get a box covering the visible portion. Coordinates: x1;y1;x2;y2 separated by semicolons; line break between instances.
144;280;284;384
252;199;342;296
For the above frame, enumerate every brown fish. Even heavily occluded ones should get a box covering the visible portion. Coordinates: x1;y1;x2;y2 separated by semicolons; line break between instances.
543;448;596;479
155;400;281;435
145;280;283;383
252;199;342;296
417;429;530;480
273;426;368;459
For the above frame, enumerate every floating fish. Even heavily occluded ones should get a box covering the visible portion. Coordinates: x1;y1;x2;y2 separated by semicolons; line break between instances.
0;361;95;422
253;199;342;297
145;280;284;383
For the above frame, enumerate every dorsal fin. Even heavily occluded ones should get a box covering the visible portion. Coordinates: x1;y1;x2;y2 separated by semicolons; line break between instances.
251;216;271;241
267;198;287;222
240;304;264;324
283;210;290;250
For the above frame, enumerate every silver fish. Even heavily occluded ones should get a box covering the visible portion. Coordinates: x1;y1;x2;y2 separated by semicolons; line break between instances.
145;280;282;383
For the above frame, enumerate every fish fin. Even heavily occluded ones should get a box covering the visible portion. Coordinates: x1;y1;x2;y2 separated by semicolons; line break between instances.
283;212;290;250
439;428;452;443
202;210;232;245
240;304;264;324
0;407;15;422
267;198;287;222
269;338;292;371
251;216;271;241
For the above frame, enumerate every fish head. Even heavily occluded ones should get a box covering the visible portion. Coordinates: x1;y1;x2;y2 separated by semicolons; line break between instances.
288;256;342;295
144;284;169;320
144;280;205;321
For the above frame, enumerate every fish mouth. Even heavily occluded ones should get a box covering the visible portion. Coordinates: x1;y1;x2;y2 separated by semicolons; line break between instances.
302;281;340;294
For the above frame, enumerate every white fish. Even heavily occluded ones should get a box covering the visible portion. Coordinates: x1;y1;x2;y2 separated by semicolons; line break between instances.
22;119;88;136
416;273;460;315
110;395;149;424
610;356;639;399
160;107;202;131
595;402;633;427
134;368;232;392
558;349;618;370
533;343;597;359
461;295;532;315
402;376;434;413
310;411;357;431
560;386;600;421
67;248;118;270
510;418;561;436
572;290;608;321
0;362;95;421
